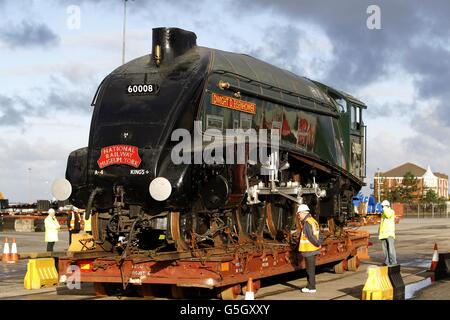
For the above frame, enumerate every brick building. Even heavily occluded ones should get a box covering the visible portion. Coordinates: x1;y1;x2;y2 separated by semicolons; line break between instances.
374;162;449;202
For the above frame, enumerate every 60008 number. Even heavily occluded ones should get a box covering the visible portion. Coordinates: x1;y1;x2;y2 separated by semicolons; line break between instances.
126;84;159;95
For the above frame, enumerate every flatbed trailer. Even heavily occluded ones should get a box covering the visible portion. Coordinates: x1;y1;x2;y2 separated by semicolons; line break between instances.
347;215;401;227
58;229;370;299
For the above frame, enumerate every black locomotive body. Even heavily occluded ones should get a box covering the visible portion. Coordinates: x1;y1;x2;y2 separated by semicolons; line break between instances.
59;28;367;253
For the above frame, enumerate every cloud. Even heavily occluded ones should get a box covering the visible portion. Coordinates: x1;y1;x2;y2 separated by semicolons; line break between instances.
2;0;450;201
403;42;450;89
0;136;71;201
46;89;93;113
226;2;408;87
224;0;450;180
0;95;25;126
0;20;60;49
0;70;96;128
221;0;450;98
233;24;333;80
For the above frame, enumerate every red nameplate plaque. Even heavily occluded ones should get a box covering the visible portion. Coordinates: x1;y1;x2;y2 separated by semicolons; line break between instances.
97;145;141;169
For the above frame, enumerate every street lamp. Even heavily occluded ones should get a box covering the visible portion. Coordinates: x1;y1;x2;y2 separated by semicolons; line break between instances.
45;180;50;200
28;167;32;204
122;0;134;65
377;167;381;202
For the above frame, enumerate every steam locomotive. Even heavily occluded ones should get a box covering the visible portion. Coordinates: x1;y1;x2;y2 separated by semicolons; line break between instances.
52;28;367;254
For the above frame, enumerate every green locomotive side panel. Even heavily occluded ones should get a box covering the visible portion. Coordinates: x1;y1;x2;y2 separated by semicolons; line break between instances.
193;48;367;183
200;74;349;171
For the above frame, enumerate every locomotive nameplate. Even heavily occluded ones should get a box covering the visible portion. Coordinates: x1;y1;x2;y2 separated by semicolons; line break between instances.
97;145;142;169
211;92;256;114
126;84;159;95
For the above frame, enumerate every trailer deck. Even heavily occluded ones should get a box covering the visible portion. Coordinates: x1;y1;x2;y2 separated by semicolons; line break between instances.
58;229;369;299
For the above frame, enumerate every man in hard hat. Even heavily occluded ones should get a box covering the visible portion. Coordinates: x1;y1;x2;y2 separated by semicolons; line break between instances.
67;208;82;245
379;200;397;266
297;204;322;293
83;210;92;235
44;208;60;252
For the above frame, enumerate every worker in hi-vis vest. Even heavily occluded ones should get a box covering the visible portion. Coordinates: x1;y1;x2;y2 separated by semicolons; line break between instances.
67;208;82;245
83;211;92;235
297;204;322;293
379;200;397;266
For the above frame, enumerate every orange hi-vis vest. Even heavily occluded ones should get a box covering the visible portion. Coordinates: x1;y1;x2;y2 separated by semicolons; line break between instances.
69;212;82;231
299;216;321;252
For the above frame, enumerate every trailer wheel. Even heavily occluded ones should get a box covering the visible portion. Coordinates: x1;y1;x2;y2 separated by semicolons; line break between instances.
93;282;127;296
333;259;347;274
171;285;185;299
220;284;241;300
347;256;360;271
93;282;108;296
137;285;154;298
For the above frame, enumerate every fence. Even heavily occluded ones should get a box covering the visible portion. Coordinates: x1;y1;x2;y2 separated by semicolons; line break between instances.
402;202;450;218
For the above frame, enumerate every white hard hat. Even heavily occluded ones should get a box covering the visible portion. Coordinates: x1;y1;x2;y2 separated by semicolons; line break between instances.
48;208;56;214
297;204;310;213
381;200;390;207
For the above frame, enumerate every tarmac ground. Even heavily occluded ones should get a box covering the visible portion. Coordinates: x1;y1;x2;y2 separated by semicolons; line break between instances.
0;217;449;300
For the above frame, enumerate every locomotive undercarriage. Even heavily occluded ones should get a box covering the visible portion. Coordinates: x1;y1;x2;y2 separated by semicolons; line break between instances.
89;151;359;257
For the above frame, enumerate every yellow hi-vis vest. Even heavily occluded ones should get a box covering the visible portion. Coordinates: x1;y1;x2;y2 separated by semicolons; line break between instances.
299;216;321;252
379;207;395;240
84;212;92;232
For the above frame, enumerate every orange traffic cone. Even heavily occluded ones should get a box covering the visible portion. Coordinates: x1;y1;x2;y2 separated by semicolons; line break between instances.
430;243;439;271
2;238;11;263
244;277;255;300
9;237;19;263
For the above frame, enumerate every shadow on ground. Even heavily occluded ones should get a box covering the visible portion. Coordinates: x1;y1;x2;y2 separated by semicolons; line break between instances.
336;285;364;299
56;284;96;296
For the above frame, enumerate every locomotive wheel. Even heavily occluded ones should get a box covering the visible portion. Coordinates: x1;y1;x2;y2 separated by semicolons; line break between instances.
266;203;277;238
233;208;250;243
168;212;189;251
237;205;260;238
91;212;99;240
220;284;241;300
347;256;360;271
333;259;348;274
265;201;294;240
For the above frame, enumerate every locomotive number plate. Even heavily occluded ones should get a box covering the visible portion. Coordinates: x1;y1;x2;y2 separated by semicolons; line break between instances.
126;84;159;95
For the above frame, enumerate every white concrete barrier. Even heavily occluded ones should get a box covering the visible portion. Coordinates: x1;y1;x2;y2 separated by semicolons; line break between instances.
14;219;35;232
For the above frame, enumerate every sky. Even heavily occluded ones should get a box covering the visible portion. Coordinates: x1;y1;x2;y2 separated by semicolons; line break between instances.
0;0;449;202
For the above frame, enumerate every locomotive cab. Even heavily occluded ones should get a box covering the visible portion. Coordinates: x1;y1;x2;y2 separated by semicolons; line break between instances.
312;82;367;183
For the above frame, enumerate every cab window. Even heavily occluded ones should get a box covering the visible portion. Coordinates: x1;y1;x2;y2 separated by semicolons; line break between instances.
350;104;361;130
335;98;347;113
